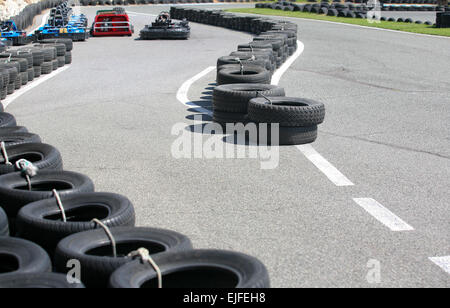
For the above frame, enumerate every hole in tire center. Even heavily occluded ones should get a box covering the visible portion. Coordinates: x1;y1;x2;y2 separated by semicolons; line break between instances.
0;253;19;274
4;153;43;165
231;71;258;76
13;181;73;191
270;102;308;107
86;241;166;258
44;204;109;222
141;266;239;288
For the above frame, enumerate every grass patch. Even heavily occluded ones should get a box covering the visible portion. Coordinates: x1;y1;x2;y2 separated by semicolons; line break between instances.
227;8;450;37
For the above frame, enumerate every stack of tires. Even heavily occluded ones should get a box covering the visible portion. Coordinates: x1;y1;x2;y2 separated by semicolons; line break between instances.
78;0;267;5
0;114;269;288
0;38;72;105
173;7;325;145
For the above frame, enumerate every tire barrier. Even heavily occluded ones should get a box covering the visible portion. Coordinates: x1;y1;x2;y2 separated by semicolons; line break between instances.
171;7;325;145
77;0;268;5
0;143;63;176
0;237;52;276
257;1;447;24
1;0;68;32
0;3;271;290
16;192;136;255
109;249;271;288
0;273;85;288
54;227;193;288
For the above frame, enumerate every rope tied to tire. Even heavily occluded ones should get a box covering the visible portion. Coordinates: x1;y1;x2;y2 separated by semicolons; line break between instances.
128;248;163;289
91;218;117;258
234;57;244;75
0;141;12;165
15;159;38;191
257;92;273;105
52;189;67;223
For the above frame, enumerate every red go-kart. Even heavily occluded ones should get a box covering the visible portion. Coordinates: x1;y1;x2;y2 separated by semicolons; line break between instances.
90;8;134;37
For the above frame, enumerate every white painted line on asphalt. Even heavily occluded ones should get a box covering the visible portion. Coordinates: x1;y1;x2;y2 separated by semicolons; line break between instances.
30;11;50;34
297;144;354;186
1;66;70;110
176;66;215;116
353;198;414;231
429;256;450;275
270;41;354;186
271;40;304;85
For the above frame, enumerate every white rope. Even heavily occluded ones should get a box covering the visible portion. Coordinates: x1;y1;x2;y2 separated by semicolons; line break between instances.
128;248;162;289
52;189;66;223
92;218;117;258
258;92;273;105
0;142;12;165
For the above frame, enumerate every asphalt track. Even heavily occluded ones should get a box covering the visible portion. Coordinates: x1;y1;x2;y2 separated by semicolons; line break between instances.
3;4;449;287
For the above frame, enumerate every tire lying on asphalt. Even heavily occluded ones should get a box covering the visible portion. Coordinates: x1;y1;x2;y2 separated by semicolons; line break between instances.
109;249;270;288
51;59;59;71
249;124;318;146
57;56;65;67
0;237;51;276
217;66;271;85
27;67;34;82
213;83;285;113
54;227;193;288
0;206;8;236
0;273;85;288
217;56;271;72
0;143;63;176
0;132;42;148
212;110;249;127
16;193;136;255
0;170;95;221
0;112;17;128
248;97;325;127
33;65;42;77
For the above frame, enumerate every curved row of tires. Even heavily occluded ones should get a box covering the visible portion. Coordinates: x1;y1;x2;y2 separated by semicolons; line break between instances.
1;0;67;33
0;67;269;288
171;7;325;146
257;2;444;24
0;39;72;106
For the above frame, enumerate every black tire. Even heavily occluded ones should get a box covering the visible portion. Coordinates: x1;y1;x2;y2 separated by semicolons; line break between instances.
0;132;41;148
109;249;270;288
0;126;28;134
217;56;270;72
0;112;17;128
0;170;94;220
33;65;42;77
0;272;84;288
38;39;73;52
16;192;135;255
0;237;51;276
0;206;8;236
54;227;193;288
51;59;58;71
64;51;72;64
0;143;63;176
19;72;28;86
213;84;285;113
249;124;318;145
27;68;34;82
57;56;65;67
41;62;52;75
248;97;325;127
213;110;248;126
217;66;271;85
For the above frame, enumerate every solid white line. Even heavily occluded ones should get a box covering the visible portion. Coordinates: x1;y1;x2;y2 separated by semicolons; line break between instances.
271;40;304;85
1;66;70;109
176;66;215;116
353;198;414;231
297;144;354;186
429;256;450;275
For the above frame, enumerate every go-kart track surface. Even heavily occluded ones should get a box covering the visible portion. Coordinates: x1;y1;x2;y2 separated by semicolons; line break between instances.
4;4;450;287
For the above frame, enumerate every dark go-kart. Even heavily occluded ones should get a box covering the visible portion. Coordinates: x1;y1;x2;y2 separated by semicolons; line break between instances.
139;12;190;40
